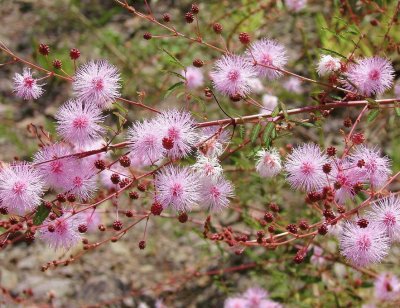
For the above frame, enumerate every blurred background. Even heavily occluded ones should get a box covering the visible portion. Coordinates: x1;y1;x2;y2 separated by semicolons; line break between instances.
1;0;400;307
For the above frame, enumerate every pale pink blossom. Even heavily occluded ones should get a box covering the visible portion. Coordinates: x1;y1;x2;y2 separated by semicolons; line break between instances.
0;163;44;215
374;272;400;301
182;66;204;89
317;55;341;76
283;77;303;94
255;148;282;178
261;94;278;112
245;39;288;80
192;154;223;179
13;68;44;100
199;176;234;211
198;127;230;157
285;0;307;12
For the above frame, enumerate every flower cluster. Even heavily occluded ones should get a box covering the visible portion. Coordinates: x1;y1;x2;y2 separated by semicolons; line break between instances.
224;286;282;308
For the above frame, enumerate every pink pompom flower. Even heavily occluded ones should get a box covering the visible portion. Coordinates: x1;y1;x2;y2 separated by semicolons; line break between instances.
317;55;341;76
374;272;400;301
40;210;83;250
154;165;200;212
255;148;282;178
343;57;394;96
224;297;248;308
127;119;165;166
283;77;303;94
158;109;198;159
245;38;288;80
13;68;44;100
339;221;390;267
210;54;256;97
366;196;400;242
55;100;105;147
33;143;78;190
192;154;223;179
349;145;391;188
284;143;328;192
199;176;234;211
73;60;121;109
182;66;204;89
285;0;307;12
198;126;230;157
243;287;269;306
65;165;97;201
0;163;45;215
329;158;360;203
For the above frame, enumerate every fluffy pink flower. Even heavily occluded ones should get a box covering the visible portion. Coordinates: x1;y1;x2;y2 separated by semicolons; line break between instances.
210;54;257;97
224;298;248;308
55;100;105;147
343;57;394;96
127;119;164;166
33;143;78;190
158;109;198;159
329;158;360;203
199;176;234;211
283;77;303;94
317;55;341;76
243;287;268;306
192;154;223;179
285;0;307;12
154;166;200;212
40;211;83;250
199;126;230;157
284;143;328;192
255;148;282;178
73;60;121;109
182;66;204;89
310;246;325;266
339;222;390;267
13;68;44;100
261;94;278;112
245;39;288;80
65;165;97;201
349;145;391;188
374;272;400;301
366;196;400;241
395;80;400;97
0;163;44;215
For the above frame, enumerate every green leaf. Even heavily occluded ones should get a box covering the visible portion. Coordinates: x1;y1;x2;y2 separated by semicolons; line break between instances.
164;81;184;99
251;122;262;143
160;48;185;69
263;122;275;147
319;48;347;59
279;101;289;120
33;203;51;226
271;105;280;117
367;109;380;123
113;102;128;115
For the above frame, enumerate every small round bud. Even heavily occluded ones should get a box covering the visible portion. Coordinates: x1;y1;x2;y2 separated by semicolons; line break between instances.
286;224;298;234
57;194;66;203
229;93;242;102
49;213;57;220
138;240;146;249
267;225;275;233
112;220;123;231
343;117;353;128
294;252;305;264
119;155;131;167
151;202;163;216
119;178;130;188
322;163;332;174
193;59;204;67
353;182;363;194
256;230;265;238
0;206;8;215
264;212;274;223
238;32;251;44
129;191;139;200
94;160;106;170
98;224;106;231
69;48;80;60
357;159;365;168
326;146;336;156
48;225;55;233
357;218;369;228
162;13;171;22
351;132;365;145
185;12;194;23
67;194;76;203
137;183;146;192
298;220;309;230
44;201;53;209
39;43;50;56
143;32;152;40
337;205;346;214
269;203;280;212
191;3;199;14
78;224;88;233
318;224;328;235
162;137;174;150
370;19;379;26
125;210;133;218
212;22;223;33
52;59;62;69
178;212;188;223
110;173;120;184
